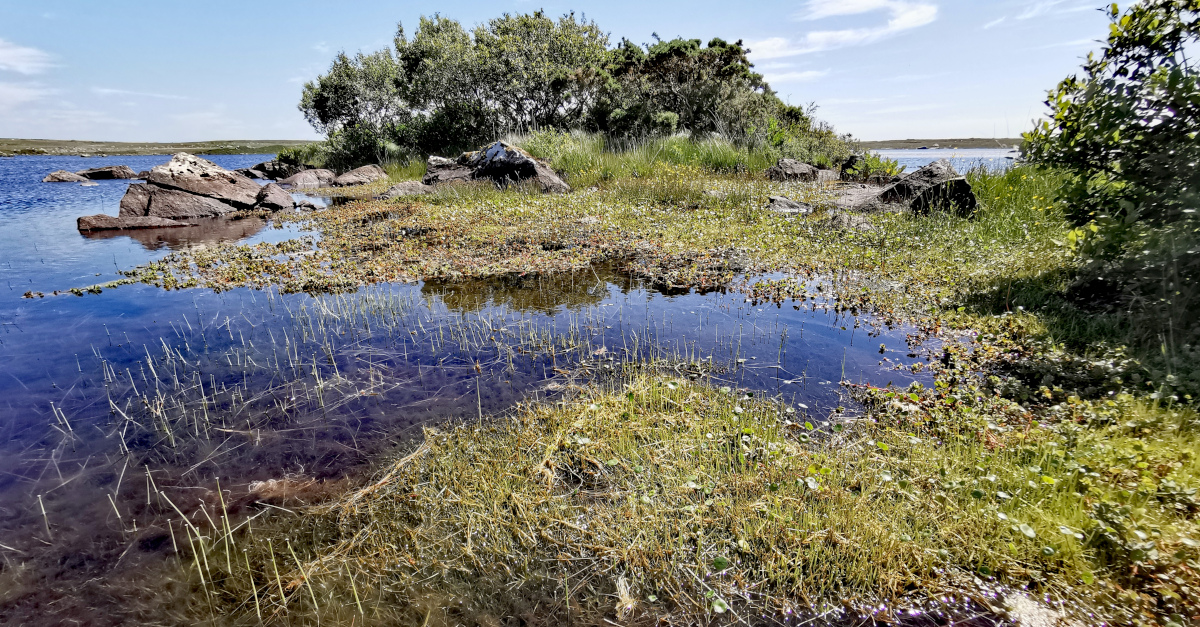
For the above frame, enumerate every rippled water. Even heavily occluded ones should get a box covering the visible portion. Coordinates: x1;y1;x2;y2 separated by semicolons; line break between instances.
0;154;936;624
874;148;1019;173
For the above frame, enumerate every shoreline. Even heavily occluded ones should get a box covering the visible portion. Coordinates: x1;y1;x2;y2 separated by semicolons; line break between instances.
0;138;311;157
860;137;1023;149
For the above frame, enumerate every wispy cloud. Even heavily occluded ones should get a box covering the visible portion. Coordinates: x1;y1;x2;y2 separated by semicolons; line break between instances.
983;17;1007;29
763;69;830;83
313;41;332;55
1016;0;1094;21
0;81;53;111
0;39;53;75
749;0;937;59
1032;37;1100;50
92;87;188;100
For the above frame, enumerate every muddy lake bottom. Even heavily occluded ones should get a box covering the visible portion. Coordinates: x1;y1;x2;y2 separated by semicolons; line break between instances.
0;154;946;624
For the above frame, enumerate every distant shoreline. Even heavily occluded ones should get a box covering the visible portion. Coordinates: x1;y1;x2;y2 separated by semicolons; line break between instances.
0;138;312;157
859;138;1023;150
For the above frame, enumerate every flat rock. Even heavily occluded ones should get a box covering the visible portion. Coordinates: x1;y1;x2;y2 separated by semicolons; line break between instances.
765;195;813;215
254;183;295;211
279;169;336;189
376;181;433;200
334;164;387;187
825;211;879;233
136;170;150;179
236;168;267;179
422;156;474;186
766;159;819;182
146;153;261;208
878;159;977;216
422;141;571;193
44;170;89;183
295;199;320;211
119;183;154;217
77;214;191;231
250;160;306;180
77;165;139;180
146;187;236;219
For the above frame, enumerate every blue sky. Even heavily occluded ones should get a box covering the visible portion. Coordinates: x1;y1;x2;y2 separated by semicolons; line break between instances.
0;1;1110;141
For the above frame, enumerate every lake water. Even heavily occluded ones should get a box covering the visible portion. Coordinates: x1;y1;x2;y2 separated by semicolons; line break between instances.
874;148;1019;173
0;154;938;624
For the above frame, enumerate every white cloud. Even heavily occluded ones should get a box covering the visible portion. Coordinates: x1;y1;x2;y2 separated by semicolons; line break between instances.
0;39;53;75
92;87;188;100
983;17;1007;29
763;69;830;83
1016;1;1094;21
749;0;937;59
0;82;52;112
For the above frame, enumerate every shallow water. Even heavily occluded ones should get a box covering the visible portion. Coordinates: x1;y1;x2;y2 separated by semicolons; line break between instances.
0;155;937;624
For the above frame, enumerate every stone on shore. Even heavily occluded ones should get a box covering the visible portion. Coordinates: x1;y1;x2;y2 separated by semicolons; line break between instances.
253;183;295;211
376;181;433;200
422;141;571;193
77;165;139;180
878;159;977;216
43;170;88;183
119;181;237;219
279;169;337;189
334;164;387;187
249;160;307;180
765;196;813;215
765;159;821;182
146;153;262;208
77;214;191;231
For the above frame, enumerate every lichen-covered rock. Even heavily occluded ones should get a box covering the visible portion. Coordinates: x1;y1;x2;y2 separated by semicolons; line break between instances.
77;214;190;231
422;156;474;186
43;170;88;183
765;196;812;215
77;165;139;180
254;183;295;211
146;153;261;208
333;164;388;187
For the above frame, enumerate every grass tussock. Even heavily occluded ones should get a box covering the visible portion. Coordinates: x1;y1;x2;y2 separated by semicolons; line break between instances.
185;365;1199;625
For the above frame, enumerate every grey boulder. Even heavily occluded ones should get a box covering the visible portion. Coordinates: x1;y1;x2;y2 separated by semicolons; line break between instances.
77;214;191;231
77;165;139;180
878;159;976;216
43;170;88;183
279;169;336;189
250;160;306;180
765;196;813;215
423;141;571;193
253;183;295;211
146;153;262;208
333;164;387;187
119;182;236;219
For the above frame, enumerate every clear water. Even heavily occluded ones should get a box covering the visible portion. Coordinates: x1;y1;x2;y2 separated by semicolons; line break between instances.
0;154;935;624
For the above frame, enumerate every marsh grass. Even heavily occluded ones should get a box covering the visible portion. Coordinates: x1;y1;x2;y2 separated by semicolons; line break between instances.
175;363;1200;626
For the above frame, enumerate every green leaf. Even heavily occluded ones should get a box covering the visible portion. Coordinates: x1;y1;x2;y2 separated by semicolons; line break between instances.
711;598;729;613
712;556;731;571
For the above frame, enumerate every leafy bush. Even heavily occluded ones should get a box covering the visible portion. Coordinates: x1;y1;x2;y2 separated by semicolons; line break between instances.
844;151;906;181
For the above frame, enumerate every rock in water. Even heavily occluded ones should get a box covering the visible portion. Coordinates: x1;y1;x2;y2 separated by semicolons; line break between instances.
765;159;820;182
119;182;235;219
333;164;387;187
146;153;261;208
878;159;977;216
77;165;139;180
77;215;191;231
278;169;337;189
43;170;88;183
422;141;571;193
376;181;433;200
765;196;813;215
254;183;295;211
249;160;306;180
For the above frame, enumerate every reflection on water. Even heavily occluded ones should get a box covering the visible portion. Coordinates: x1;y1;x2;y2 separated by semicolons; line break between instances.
78;215;270;251
424;264;625;314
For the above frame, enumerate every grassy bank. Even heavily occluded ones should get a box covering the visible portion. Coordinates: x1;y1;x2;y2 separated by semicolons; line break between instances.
0;138;312;157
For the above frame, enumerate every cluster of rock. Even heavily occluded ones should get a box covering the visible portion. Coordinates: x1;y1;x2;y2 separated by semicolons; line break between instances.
372;141;570;200
43;165;139;183
762;158;978;229
78;153;297;231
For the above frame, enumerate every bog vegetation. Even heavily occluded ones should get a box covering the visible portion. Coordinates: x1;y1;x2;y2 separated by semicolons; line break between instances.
54;3;1200;626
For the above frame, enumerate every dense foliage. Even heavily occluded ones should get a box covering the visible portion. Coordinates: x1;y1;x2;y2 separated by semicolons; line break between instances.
294;12;851;170
1024;0;1199;360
